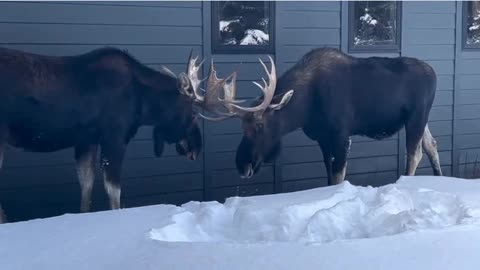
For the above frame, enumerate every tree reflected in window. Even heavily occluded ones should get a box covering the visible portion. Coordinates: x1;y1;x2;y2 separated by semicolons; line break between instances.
212;1;274;54
349;1;401;52
465;1;480;47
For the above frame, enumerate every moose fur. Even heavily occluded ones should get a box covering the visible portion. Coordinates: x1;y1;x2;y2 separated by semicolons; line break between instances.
0;47;202;213
233;48;442;185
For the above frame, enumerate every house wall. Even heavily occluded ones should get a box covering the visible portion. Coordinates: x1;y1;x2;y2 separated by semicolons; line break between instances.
0;1;475;222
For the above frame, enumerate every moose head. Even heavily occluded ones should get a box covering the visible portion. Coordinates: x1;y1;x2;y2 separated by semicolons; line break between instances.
198;56;294;178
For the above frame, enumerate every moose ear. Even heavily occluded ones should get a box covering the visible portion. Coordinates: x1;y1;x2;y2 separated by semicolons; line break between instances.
268;90;294;111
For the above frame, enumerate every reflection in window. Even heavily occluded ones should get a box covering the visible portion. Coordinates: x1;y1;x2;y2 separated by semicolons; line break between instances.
465;1;480;46
349;1;400;51
212;1;274;53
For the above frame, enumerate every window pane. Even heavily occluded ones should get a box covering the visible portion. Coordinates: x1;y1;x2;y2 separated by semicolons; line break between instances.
217;1;270;46
466;1;480;45
352;1;398;46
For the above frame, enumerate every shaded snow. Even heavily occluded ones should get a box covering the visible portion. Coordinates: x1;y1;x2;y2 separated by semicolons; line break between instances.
2;176;480;270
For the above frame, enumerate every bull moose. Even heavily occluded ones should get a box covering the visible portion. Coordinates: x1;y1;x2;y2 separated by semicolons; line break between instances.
0;47;214;214
202;48;443;185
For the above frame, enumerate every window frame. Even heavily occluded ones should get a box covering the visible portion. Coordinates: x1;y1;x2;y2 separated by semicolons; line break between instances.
462;1;480;50
211;1;275;54
348;1;402;53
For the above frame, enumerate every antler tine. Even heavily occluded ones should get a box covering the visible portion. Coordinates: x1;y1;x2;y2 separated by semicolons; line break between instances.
228;55;277;113
185;51;206;102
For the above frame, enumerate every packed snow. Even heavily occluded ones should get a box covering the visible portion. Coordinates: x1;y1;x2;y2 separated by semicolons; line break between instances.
2;176;480;270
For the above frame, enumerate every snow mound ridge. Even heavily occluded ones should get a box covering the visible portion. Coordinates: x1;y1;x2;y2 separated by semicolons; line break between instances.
149;182;474;243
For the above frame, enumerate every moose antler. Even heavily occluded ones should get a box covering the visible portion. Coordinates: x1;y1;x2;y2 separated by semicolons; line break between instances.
188;54;293;121
185;50;206;101
226;55;277;114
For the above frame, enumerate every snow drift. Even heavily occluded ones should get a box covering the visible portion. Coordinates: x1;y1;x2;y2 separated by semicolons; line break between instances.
150;181;474;243
2;176;480;270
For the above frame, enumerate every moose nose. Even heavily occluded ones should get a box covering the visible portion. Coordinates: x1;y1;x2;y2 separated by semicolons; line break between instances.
241;164;254;179
187;151;197;161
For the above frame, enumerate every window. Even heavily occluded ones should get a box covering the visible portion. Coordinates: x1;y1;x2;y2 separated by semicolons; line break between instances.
348;1;401;52
212;1;275;54
463;1;480;49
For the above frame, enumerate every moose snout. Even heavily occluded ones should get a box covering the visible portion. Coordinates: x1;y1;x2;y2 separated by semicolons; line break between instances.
241;164;254;179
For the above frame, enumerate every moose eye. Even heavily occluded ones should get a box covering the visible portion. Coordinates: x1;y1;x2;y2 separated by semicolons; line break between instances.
256;122;264;130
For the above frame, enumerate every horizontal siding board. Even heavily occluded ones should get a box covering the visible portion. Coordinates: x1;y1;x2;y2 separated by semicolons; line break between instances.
403;45;454;60
212;183;274;202
455;119;480;134
405;29;454;45
455;104;480;119
121;156;203;178
277;45;340;62
458;59;480;75
279;29;340;45
210;151;273;170
417;151;452;167
404;2;455;13
455;134;480;149
459;75;480;90
424;60;454;75
433;91;453;106
282;140;398;164
435;135;453;151
278;10;340;28
208;134;242;153
428;120;452;136
437;75;454;90
0;2;201;26
211;168;273;188
127;190;203;208
347;171;398;187
457;148;480;164
282;156;398;181
0;173;203;204
278;1;340;11
205;118;243;135
211;62;271;81
416;166;452;177
283;178;326;192
0;23;201;45
284;130;316;147
429;105;452;121
404;13;455;29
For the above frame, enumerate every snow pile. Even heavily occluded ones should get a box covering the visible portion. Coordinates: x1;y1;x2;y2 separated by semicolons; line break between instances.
150;181;475;243
3;176;480;270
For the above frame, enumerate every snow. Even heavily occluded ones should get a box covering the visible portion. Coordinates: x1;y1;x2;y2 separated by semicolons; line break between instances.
219;19;239;31
240;29;269;45
2;176;480;270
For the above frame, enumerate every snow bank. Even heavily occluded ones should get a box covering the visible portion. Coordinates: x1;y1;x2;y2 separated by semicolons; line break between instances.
2;176;480;270
150;180;475;243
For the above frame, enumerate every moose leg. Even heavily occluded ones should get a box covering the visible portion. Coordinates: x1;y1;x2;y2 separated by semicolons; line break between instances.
422;124;442;176
318;140;333;186
330;137;351;185
100;140;126;210
75;144;98;213
405;117;426;176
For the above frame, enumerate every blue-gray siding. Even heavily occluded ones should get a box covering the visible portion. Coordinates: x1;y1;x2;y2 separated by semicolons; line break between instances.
0;1;477;222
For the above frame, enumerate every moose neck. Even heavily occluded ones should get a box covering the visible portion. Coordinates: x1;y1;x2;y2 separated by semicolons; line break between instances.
134;65;180;126
269;74;311;137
